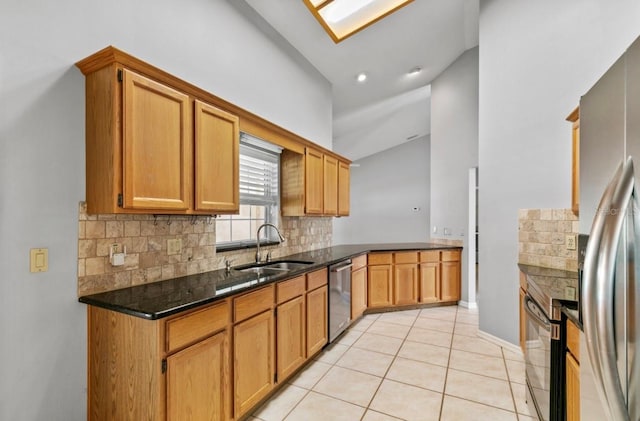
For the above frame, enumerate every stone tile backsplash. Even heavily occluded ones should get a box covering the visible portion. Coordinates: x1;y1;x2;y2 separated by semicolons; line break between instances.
77;202;332;296
518;208;578;271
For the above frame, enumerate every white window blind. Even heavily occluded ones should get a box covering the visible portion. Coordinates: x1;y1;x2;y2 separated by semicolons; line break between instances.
239;133;281;206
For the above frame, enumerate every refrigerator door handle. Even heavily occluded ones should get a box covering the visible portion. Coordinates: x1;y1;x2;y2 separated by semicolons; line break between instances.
585;156;635;421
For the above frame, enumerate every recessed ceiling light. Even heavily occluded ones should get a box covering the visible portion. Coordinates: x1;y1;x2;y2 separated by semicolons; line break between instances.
408;66;422;76
356;72;367;82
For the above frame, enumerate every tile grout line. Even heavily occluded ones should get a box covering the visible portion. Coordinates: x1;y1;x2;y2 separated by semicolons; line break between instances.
437;305;458;420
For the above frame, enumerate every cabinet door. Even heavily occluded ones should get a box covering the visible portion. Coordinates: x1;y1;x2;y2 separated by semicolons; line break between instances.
393;263;418;305
338;161;350;216
194;100;239;212
122;69;190;210
167;331;229;421
305;147;324;214
306;285;328;356
277;296;306;382
351;266;367;319
441;261;461;302
566;352;580;421
519;288;526;352
323;155;338;215
419;262;440;303
367;265;393;307
233;310;275;418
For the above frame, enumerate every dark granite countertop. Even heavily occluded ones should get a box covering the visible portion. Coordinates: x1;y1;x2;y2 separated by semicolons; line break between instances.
79;242;462;320
518;263;579;318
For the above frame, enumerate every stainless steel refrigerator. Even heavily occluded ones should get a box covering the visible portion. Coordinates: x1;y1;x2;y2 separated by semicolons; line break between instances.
579;35;640;421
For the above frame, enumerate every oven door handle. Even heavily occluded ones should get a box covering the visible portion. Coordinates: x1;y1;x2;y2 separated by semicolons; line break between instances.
523;295;550;331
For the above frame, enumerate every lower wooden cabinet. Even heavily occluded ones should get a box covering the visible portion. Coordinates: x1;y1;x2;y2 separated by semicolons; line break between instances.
566;352;580;421
276;295;306;382
419;261;440;303
306;285;328;356
351;265;367;319
418;250;461;304
233;310;275;418
441;260;461;302
368;263;393;307
393;263;418;305
167;331;229;421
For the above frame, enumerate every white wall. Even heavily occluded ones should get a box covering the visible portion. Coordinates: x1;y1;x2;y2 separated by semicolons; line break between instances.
479;0;640;344
430;47;479;304
333;136;431;244
0;1;331;419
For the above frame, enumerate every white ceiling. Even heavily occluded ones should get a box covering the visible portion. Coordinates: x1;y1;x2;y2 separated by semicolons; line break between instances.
241;0;479;161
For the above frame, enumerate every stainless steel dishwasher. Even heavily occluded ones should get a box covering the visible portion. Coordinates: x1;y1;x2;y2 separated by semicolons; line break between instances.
328;259;352;343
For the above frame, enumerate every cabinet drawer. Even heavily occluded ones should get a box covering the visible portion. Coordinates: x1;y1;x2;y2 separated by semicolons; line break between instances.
442;250;461;262
277;276;306;304
352;255;367;271
395;252;418;264
166;301;229;353
368;253;392;265
307;268;328;291
234;285;274;323
420;251;440;263
567;319;580;362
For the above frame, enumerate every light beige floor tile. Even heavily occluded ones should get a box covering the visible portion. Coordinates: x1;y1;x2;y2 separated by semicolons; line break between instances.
422;305;458;314
378;312;418;326
253;384;308;421
285;391;366;421
440;395;518;421
506;359;526;384
335;347;394;377
350;316;376;332
398;340;450;367
455;306;478;314
454;322;478;337
369;379;442;421
314;343;349;364
312;366;382;407
407;326;453;348
448;349;508;380
396;308;421;316
288;360;332;389
352;332;404;355
502;347;525;362
455;313;479;325
367;320;411;339
419;309;457;322
386;357;447;393
335;328;363;346
362;409;404;420
363;313;382;322
413;317;455;333
445;369;515;411
452;334;503;357
510;382;537;417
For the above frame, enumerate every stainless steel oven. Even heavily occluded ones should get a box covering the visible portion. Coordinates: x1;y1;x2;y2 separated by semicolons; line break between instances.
523;279;565;421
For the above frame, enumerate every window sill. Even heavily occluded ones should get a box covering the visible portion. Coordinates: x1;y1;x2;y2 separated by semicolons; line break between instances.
216;240;281;253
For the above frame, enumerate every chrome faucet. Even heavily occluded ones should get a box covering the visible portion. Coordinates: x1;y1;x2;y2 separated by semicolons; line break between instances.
255;223;285;263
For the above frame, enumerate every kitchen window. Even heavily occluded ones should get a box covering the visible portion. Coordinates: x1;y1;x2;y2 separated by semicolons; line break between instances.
216;133;281;250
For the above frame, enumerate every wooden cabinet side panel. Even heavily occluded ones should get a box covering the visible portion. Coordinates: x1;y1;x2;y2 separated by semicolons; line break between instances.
276;296;306;382
305;148;324;214
233;311;275;419
323;155;338;215
122;69;191;211
306;285;328;356
167;331;229;421
351;266;367;319
281;150;305;216
419;262;440;303
194;100;239;212
440;261;461;302
566;352;580;421
85;65;120;214
88;306;163;421
367;265;393;307
519;287;526;352
393;264;418;305
338;161;350;216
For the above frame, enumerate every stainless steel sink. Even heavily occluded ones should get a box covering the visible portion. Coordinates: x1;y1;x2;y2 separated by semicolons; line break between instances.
234;260;314;274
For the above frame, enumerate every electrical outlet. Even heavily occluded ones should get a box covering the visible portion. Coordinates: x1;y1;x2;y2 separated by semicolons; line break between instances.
566;234;577;250
433;226;438;234
167;238;182;255
565;286;576;300
444;227;451;236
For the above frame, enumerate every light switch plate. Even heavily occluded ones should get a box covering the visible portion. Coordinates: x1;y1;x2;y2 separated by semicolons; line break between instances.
30;248;48;273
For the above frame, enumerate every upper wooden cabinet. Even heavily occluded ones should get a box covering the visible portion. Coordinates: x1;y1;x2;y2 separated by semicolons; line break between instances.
79;62;239;214
281;147;351;217
567;106;580;215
